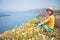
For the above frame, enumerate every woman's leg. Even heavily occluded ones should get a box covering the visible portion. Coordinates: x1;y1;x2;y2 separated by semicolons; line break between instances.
37;20;48;29
41;24;53;32
41;24;48;30
37;20;53;32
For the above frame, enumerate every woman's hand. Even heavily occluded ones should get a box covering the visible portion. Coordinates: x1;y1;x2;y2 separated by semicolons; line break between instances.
37;24;41;28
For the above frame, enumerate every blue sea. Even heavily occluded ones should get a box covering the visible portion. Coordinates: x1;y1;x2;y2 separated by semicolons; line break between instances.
0;10;40;34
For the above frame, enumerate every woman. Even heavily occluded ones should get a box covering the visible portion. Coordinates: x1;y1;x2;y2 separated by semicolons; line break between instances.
37;8;55;32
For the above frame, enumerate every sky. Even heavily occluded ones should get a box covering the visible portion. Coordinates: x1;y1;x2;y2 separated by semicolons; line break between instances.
0;0;60;11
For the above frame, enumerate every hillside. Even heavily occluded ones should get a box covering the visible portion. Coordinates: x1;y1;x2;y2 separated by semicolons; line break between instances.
0;18;60;40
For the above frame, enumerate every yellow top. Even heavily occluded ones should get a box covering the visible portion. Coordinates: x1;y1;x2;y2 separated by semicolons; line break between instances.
46;15;55;29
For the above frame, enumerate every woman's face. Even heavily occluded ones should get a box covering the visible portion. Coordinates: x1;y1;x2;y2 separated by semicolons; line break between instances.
46;10;52;16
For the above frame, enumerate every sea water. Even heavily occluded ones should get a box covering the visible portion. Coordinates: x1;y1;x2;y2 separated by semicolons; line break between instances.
0;11;39;34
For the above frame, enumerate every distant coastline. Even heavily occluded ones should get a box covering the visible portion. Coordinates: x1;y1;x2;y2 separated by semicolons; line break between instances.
0;15;11;17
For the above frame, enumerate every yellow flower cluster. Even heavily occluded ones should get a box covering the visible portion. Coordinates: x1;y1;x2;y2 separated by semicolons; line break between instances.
56;15;60;19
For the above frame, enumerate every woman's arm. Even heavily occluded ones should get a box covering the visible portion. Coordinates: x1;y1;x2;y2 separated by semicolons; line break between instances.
38;18;50;26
